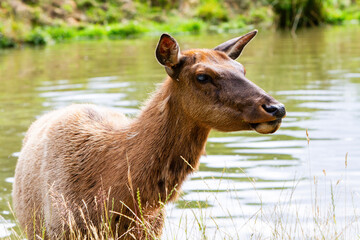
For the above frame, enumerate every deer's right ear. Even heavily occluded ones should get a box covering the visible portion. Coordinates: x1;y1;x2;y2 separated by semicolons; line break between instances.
214;30;257;60
156;34;181;68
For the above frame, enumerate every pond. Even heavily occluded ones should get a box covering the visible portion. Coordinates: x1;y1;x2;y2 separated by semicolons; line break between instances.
1;25;360;239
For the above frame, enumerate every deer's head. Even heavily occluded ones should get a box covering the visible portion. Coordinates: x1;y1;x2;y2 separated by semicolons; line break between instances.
156;30;285;134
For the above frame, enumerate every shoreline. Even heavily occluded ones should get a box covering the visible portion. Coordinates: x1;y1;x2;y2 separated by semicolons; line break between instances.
1;1;359;48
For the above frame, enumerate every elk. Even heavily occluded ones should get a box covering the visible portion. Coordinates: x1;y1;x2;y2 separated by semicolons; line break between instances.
12;30;286;239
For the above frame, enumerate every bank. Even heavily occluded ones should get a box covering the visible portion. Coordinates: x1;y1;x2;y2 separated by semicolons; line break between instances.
1;0;359;48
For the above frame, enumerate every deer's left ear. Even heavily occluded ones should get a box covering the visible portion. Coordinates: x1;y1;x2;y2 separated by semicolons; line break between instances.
156;33;181;68
214;30;258;60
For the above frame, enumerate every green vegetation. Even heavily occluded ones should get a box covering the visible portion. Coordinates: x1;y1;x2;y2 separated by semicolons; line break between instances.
2;149;357;239
0;0;359;48
270;0;360;30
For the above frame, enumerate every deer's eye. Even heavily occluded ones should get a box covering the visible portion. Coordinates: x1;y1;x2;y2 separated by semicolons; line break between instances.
196;74;212;84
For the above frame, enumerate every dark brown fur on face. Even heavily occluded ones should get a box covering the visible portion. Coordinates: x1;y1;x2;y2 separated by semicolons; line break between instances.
12;30;286;239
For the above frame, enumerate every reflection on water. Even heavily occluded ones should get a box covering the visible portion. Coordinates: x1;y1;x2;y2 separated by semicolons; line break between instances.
1;26;360;238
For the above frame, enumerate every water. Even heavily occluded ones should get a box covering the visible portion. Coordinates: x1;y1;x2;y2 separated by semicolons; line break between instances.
1;26;360;239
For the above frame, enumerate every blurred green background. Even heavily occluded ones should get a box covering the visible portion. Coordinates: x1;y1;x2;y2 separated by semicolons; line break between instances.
1;0;360;48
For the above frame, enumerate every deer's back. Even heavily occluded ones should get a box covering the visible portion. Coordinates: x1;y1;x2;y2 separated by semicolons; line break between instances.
12;104;129;236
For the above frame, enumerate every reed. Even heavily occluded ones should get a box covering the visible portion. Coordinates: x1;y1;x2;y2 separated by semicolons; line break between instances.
3;161;358;238
2;131;358;239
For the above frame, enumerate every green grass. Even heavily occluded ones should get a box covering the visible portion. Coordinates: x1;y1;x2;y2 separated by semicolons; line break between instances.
2;133;359;239
1;0;360;48
196;0;229;23
0;35;16;48
3;180;358;239
20;17;237;47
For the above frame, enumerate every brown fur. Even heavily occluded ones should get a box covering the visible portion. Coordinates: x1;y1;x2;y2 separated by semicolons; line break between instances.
12;31;285;239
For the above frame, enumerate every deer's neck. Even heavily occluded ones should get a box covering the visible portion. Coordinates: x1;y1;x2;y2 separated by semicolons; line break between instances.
126;79;210;202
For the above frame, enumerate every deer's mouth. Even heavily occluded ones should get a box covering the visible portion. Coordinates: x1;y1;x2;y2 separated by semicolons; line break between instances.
249;119;282;134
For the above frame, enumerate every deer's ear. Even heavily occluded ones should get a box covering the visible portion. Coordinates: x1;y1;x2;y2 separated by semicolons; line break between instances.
214;30;258;60
156;34;181;68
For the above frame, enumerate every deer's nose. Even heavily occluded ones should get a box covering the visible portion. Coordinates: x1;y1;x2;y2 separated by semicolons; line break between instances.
262;104;286;119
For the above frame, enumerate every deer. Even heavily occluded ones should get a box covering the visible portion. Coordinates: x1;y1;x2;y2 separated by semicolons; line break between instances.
12;30;286;239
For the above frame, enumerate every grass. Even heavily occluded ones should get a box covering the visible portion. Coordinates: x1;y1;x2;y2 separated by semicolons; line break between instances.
20;19;207;47
17;17;250;47
2;132;359;239
4;189;164;239
1;0;359;48
163;152;358;239
0;0;257;48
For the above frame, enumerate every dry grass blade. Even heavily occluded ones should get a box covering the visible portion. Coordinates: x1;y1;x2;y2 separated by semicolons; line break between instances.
306;128;310;144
